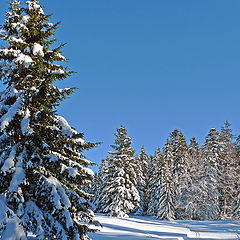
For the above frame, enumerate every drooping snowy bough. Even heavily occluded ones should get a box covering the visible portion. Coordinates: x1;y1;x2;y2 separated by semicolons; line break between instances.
0;1;97;239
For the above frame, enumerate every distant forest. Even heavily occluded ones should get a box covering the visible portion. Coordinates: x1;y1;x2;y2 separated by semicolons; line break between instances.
91;122;240;220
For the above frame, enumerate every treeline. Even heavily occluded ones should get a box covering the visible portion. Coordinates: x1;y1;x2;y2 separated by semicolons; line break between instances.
91;122;240;220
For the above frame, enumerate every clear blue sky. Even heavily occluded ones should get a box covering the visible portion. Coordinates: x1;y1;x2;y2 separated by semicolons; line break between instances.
1;0;240;171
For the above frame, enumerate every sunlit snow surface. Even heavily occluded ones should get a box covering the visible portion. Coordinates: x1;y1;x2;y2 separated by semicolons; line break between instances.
89;214;240;240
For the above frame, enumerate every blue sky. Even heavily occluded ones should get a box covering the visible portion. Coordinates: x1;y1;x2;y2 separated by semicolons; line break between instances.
1;0;240;171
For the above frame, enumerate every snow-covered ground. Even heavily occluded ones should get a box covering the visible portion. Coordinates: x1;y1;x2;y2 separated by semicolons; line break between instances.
89;214;240;240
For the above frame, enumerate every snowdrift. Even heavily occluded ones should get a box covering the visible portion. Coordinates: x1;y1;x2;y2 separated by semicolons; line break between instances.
89;214;240;240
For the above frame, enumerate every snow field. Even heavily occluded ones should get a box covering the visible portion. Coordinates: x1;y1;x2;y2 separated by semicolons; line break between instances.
89;214;240;240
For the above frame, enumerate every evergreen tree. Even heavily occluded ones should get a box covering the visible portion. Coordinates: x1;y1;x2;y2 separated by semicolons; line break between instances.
201;128;221;220
232;133;240;218
168;129;189;219
219;121;238;218
233;140;240;218
0;1;97;239
92;158;109;211
146;148;164;216
95;125;140;217
134;146;150;215
145;153;155;216
235;134;240;157
183;137;203;220
155;139;175;220
169;129;188;176
233;185;240;219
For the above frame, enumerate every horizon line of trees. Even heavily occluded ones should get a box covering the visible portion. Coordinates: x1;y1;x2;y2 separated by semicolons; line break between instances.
91;121;240;220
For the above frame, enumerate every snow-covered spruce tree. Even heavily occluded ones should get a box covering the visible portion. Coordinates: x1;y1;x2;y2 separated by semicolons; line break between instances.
145;153;156;216
233;185;240;219
235;134;240;156
200;128;221;220
92;158;109;211
0;1;97;239
95;125;140;217
146;147;164;216
155;139;175;220
219;121;238;219
168;129;189;219
233;134;240;219
183;137;204;220
132;153;143;215
134;146;150;215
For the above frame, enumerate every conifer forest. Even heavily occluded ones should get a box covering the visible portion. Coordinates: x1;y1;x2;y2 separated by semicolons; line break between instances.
92;123;240;221
0;0;240;240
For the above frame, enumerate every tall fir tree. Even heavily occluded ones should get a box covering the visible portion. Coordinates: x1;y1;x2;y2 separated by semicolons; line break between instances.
168;129;189;219
233;185;240;219
145;153;156;216
201;128;221;220
155;139;175;220
233;133;240;218
235;134;240;157
183;137;203;220
92;158;109;211
232;133;240;218
0;1;97;239
134;146;150;215
95;125;140;217
146;148;164;216
219;121;238;219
